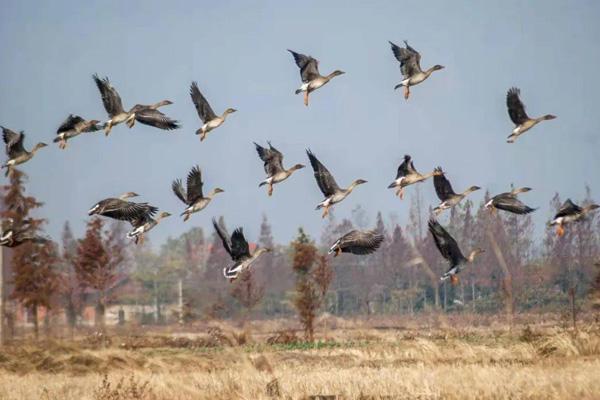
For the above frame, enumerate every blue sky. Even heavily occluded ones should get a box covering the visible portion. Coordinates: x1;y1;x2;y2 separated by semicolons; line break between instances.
1;0;599;246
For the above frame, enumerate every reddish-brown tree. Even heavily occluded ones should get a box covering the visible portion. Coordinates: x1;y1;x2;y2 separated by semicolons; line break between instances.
58;221;85;335
1;169;58;340
74;217;125;328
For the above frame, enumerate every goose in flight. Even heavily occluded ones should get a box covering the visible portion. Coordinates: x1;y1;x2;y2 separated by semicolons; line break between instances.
212;218;271;282
172;165;224;221
328;229;384;257
389;40;444;100
54;115;102;149
428;218;484;285
190;82;236;141
127;102;179;131
255;141;305;196
2;127;47;177
288;50;345;106
485;187;537;215
550;199;599;237
127;211;171;245
306;149;367;218
0;218;49;247
506;87;556;143
387;154;441;199
433;167;480;215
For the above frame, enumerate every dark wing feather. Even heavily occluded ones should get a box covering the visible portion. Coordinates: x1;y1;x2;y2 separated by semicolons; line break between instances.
134;109;180;130
255;142;284;176
93;74;125;117
395;155;411;179
230;228;251;261
389;41;422;77
428;219;465;267
212;218;233;258
100;199;158;222
2;127;26;158
306;149;340;197
506;87;529;125
186;165;204;203
433;168;456;201
339;230;384;255
171;179;188;205
493;195;536;215
555;199;582;218
190;82;217;122
57;115;85;134
288;50;320;82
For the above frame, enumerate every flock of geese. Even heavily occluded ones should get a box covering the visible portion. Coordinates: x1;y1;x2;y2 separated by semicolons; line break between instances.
1;42;598;283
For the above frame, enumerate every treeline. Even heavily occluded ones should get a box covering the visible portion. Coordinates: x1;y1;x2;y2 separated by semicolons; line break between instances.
2;172;600;340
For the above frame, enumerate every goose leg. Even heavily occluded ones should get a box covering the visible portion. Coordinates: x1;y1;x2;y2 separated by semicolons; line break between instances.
404;86;410;100
450;275;459;285
139;234;145;245
321;205;330;219
304;91;309;107
268;183;273;197
399;187;405;200
59;140;66;150
183;213;190;222
557;224;565;237
200;132;206;142
105;121;113;136
335;247;341;257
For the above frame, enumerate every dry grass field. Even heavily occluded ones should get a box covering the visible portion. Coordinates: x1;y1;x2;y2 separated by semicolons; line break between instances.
0;315;599;400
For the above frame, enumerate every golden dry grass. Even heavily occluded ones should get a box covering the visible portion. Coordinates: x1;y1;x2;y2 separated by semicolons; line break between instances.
0;318;599;400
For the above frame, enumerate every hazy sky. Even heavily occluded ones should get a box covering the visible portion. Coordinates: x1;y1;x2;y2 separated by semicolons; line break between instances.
1;0;599;247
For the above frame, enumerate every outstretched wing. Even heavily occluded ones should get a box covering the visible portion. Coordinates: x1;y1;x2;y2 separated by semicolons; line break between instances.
337;230;384;255
2;127;26;159
190;82;217;123
288;50;320;82
555;199;582;218
57;115;85;134
171;179;188;205
101;200;158;222
395;155;412;179
230;228;251;261
433;167;456;201
428;218;465;267
389;41;422;78
493;194;536;215
135;109;180;130
506;87;529;125
212;218;232;257
255;142;284;176
306;149;340;197
93;74;125;117
186;165;204;203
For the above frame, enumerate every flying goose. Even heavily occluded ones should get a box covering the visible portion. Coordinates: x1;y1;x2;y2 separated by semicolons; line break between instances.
0;218;48;247
550;199;599;237
2;127;47;177
389;40;444;100
255;141;305;196
127;101;179;131
428;218;484;285
88;192;157;223
387;154;441;199
54;114;102;149
172;165;224;221
506;87;556;143
306;149;367;218
328;229;384;257
288;50;345;106
127;211;171;245
485;187;537;215
190;82;236;141
212;218;271;282
433;167;480;215
93;74;134;136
